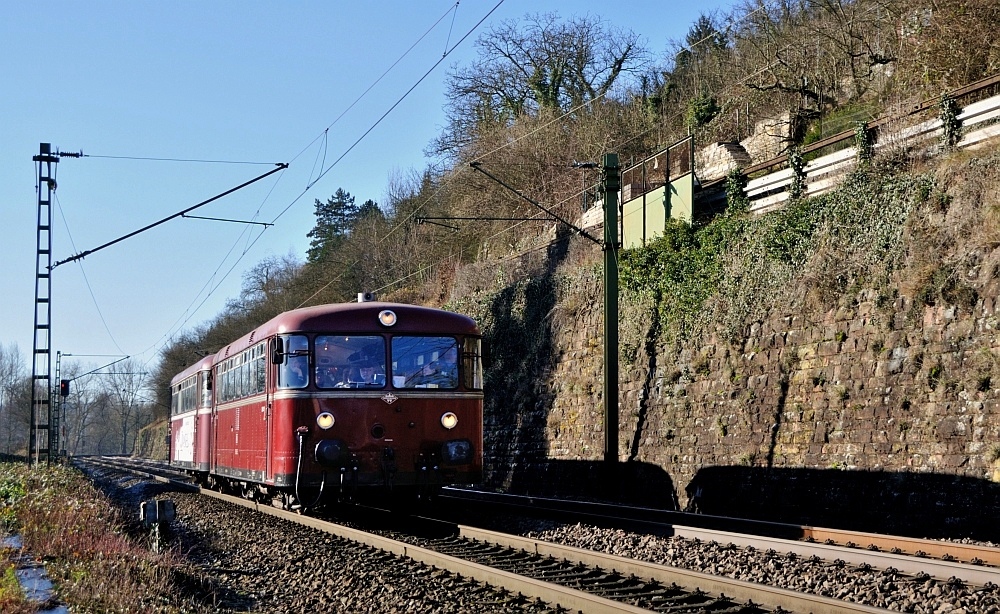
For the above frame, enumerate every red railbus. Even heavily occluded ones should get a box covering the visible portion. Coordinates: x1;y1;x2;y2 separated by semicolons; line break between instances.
169;355;214;472
170;301;484;509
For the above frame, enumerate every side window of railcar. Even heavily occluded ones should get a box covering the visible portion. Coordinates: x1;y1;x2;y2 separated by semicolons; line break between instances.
315;335;386;389
253;344;266;392
202;372;213;408
391;336;459;389
277;334;309;389
172;377;200;414
462;337;484;390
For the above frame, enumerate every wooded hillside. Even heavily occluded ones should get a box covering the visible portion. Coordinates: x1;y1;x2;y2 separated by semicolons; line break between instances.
151;0;1000;415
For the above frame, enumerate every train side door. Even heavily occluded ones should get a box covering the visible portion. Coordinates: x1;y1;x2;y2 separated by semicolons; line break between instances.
265;336;278;482
210;368;220;475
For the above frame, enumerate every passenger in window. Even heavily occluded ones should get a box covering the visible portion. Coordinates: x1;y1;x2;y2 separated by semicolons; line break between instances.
337;367;361;388
317;365;340;388
407;346;458;388
282;359;307;388
358;361;385;386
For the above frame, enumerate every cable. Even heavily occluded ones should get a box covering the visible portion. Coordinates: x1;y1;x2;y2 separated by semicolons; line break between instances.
299;1;504;196
155;1;498;332
138;169;288;366
53;192;126;355
61;3;478;369
82;154;277;165
287;1;465;174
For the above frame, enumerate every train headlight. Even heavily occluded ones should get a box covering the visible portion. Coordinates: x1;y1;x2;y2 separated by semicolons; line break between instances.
316;412;335;430
440;412;459;430
378;310;397;327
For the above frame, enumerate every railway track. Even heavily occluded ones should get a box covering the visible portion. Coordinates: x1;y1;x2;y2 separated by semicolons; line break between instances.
75;456;892;613
440;488;1000;584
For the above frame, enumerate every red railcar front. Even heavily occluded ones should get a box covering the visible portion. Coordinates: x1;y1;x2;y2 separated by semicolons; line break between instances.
204;302;483;508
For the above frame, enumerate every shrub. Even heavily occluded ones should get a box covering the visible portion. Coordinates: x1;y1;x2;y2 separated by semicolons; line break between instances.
1;463;216;613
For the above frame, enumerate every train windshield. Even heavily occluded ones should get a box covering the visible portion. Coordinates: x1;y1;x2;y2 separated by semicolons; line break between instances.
277;334;309;389
391;336;460;389
315;335;386;389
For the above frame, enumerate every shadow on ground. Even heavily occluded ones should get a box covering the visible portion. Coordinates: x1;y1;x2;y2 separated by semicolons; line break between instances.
687;465;1000;541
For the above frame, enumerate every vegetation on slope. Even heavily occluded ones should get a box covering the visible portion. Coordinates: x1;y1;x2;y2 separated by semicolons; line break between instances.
141;0;1000;419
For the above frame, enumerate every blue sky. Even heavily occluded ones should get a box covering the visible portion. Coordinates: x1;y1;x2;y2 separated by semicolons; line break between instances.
1;1;734;374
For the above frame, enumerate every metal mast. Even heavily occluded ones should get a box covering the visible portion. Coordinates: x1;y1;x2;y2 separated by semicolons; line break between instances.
600;153;621;465
30;143;57;464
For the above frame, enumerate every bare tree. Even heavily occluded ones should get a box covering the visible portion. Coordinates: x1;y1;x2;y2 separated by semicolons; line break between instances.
730;0;900;103
895;0;1000;93
226;252;304;316
0;344;29;455
59;363;113;456
435;12;648;158
102;358;149;455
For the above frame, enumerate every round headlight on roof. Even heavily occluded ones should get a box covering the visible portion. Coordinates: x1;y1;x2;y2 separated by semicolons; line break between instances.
440;412;458;430
378;310;397;327
317;412;335;430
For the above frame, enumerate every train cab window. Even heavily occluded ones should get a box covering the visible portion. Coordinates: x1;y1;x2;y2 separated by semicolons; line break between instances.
277;334;309;389
202;372;213;408
462;337;484;390
391;336;459;389
315;335;386;389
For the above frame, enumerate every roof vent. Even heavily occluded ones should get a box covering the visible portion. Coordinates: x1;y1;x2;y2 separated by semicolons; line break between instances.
358;292;376;303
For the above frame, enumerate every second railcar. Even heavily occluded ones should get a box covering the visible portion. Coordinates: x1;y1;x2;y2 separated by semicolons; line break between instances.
169;355;214;473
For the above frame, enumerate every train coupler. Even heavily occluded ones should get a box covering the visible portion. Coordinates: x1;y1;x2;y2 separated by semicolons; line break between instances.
381;447;397;489
415;452;442;501
337;456;360;501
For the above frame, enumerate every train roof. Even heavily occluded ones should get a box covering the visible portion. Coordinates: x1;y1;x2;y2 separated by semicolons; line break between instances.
169;354;215;387
216;302;480;361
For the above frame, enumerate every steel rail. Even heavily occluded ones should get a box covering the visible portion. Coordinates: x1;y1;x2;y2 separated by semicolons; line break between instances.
656;524;1000;588
197;488;654;614
458;525;890;614
800;526;1000;567
441;489;1000;584
78;457;892;613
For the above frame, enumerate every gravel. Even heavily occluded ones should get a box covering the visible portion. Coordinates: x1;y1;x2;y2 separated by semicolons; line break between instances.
88;471;554;613
504;520;1000;613
91;467;1000;613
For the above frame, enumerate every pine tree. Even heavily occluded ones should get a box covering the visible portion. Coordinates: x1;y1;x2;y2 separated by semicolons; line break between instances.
306;188;358;263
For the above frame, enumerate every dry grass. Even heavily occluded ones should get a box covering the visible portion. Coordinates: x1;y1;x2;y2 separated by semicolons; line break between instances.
0;557;33;614
0;463;215;614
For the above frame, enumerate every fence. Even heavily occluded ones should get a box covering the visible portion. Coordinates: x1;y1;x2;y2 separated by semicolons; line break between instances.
577;74;1000;233
745;74;1000;214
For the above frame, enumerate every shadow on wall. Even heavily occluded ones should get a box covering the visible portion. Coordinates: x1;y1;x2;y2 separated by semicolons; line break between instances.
503;459;678;510
688;465;1000;542
481;232;576;493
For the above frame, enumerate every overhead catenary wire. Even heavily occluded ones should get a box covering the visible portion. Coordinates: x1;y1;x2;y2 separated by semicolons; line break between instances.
53;192;127;356
51;163;288;270
76;2;793;383
55;2;485;369
270;0;505;228
234;7;839;335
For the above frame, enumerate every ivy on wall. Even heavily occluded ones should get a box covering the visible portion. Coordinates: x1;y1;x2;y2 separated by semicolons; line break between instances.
619;162;931;347
854;121;873;166
940;94;962;150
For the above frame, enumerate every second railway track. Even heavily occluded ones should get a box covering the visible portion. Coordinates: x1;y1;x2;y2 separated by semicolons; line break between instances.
75;456;915;612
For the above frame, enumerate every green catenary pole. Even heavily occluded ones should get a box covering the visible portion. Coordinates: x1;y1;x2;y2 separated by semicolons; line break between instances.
601;153;620;464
